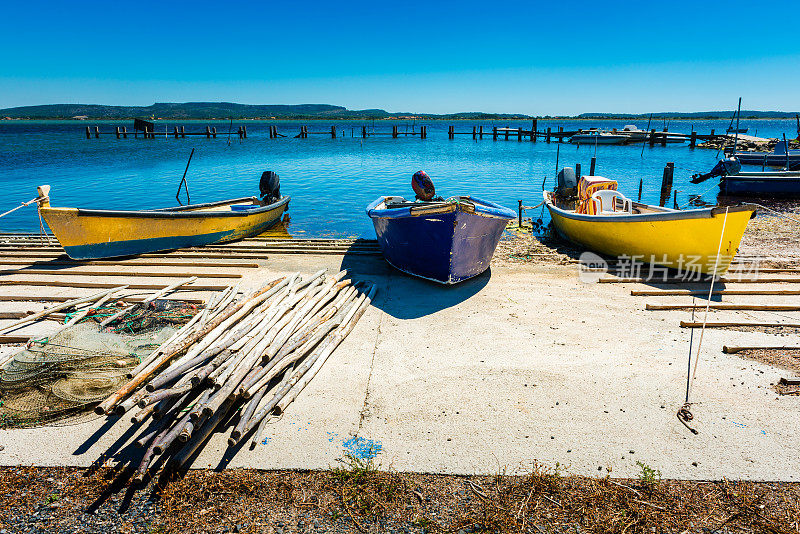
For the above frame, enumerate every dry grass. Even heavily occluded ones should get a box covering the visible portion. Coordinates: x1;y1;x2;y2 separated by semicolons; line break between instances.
1;462;799;533
152;460;800;533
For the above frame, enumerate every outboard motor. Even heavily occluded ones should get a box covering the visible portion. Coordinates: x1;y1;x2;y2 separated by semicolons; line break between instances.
259;171;280;203
412;170;436;201
691;157;741;184
556;167;577;196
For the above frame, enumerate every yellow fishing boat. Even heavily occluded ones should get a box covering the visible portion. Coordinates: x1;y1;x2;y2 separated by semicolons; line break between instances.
35;173;290;260
544;171;756;275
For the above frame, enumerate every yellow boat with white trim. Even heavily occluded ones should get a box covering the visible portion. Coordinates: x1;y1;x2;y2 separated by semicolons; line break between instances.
544;174;756;275
35;183;290;260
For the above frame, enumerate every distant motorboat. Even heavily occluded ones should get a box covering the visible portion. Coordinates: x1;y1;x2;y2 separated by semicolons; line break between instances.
569;130;628;145
617;125;648;143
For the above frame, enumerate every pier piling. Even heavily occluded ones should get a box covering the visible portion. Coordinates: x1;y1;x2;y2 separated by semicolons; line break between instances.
659;162;675;207
589;157;596;176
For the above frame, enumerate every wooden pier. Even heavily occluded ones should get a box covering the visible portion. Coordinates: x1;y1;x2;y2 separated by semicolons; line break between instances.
80;119;753;149
84;119;248;140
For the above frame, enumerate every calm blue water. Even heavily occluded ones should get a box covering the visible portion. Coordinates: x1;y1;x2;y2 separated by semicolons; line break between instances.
1;119;797;237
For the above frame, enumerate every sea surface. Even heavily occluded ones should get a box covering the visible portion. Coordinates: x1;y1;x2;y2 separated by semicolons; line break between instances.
1;119;797;238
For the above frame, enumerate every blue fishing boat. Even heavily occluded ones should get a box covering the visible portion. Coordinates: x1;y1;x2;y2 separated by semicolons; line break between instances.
692;157;800;196
720;171;800;196
366;195;515;284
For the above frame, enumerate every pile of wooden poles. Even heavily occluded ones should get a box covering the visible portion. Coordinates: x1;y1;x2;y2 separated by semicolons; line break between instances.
93;270;375;483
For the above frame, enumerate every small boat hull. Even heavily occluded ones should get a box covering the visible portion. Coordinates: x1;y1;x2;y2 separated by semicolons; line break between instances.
39;196;290;259
569;134;628;145
544;192;754;275
720;173;800;197
366;196;514;284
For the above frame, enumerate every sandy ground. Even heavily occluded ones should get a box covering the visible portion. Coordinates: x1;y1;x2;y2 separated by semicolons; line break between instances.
1;246;798;481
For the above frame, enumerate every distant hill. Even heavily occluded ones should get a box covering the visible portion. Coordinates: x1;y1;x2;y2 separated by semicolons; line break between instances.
0;102;532;120
0;102;796;120
577;110;799;120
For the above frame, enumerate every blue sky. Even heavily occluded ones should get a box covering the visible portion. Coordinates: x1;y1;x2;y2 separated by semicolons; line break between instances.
1;0;798;115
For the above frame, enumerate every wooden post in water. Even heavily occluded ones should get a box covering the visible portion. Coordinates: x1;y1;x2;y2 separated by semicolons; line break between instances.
173;126;179;138
242;126;247;139
638;178;643;201
392;125;398;139
472;126;477;140
575;163;581;178
710;128;715;138
94;126;100;139
517;128;522;141
661;127;667;146
212;127;217;138
479;125;483;139
122;126;127;138
531;119;537;142
115;126;121;139
205;126;211;139
589;157;596;176
673;189;679;209
504;129;509;140
181;126;186;138
448;125;454;140
85;126;91;139
492;127;498;140
421;125;427;139
659;162;674;207
558;126;563;143
649;129;656;146
518;200;523;227
690;130;696;148
546;127;551;143
331;125;336;138
362;126;367;138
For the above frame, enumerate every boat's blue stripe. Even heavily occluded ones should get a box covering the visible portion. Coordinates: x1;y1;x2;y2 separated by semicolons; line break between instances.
63;217;281;259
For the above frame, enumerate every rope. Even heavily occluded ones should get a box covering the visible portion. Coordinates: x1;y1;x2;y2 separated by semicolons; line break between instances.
0;196;44;219
679;207;729;432
746;203;800;224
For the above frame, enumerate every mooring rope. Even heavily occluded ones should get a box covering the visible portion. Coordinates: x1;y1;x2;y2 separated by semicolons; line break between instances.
680;206;729;433
0;196;44;219
746;203;800;224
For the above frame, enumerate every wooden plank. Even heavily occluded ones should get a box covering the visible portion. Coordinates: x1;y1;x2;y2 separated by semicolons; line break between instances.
0;311;34;320
680;321;800;328
0;280;227;290
0;294;205;304
631;289;800;296
0;335;30;344
0;259;260;268
646;303;800;311
779;377;800;386
723;346;800;354
602;277;800;284
0;269;242;278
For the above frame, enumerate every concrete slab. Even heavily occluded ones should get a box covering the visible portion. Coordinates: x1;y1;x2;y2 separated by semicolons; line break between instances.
1;255;798;481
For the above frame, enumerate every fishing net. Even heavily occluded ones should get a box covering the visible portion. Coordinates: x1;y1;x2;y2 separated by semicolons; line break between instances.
0;322;180;428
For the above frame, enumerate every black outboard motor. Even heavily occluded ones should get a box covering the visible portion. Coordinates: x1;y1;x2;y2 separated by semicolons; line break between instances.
691;157;741;184
259;171;281;203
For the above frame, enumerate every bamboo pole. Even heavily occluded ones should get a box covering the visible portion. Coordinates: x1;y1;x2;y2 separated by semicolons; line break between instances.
94;277;286;415
0;287;124;335
275;285;376;415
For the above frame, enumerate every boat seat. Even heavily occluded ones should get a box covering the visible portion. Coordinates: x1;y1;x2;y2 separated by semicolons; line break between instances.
591;190;632;214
